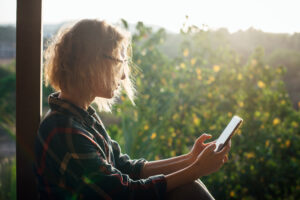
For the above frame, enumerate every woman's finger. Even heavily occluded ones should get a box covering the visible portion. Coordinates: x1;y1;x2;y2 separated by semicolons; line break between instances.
216;142;231;157
203;140;216;147
197;133;212;144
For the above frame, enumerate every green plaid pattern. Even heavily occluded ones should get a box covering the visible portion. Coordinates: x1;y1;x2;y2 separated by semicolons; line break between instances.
35;92;167;199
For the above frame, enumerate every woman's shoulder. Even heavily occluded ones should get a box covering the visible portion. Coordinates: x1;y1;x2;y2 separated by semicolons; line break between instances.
38;110;85;136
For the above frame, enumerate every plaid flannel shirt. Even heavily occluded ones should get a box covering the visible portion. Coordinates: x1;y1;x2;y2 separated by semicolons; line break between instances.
35;92;167;200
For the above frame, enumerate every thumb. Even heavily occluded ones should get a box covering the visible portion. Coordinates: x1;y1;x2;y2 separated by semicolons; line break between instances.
205;143;216;152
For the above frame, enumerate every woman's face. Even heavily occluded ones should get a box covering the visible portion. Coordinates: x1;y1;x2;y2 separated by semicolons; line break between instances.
95;49;126;99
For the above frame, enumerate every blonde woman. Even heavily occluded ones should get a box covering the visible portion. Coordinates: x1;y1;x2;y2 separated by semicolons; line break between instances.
35;19;230;200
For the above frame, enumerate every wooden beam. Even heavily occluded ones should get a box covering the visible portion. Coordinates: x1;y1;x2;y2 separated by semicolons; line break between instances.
16;0;42;199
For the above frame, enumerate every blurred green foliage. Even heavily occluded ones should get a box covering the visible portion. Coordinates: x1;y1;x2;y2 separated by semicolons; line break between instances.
0;60;16;200
0;157;16;200
106;21;300;199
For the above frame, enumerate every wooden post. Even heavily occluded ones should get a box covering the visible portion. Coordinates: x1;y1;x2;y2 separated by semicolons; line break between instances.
16;0;42;199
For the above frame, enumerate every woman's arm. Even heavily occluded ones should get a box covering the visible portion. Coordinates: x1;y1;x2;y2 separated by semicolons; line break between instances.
140;153;195;178
140;134;213;178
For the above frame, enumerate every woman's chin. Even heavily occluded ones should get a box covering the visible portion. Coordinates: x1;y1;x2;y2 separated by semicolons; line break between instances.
96;88;119;99
96;93;114;99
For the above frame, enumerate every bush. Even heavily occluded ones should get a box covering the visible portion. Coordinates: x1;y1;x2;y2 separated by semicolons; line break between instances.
106;21;300;199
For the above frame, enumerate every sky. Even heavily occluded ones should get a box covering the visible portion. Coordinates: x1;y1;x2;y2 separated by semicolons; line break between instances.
1;0;300;34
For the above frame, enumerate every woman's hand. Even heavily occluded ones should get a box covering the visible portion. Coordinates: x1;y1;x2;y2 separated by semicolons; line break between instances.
188;133;215;162
192;140;231;178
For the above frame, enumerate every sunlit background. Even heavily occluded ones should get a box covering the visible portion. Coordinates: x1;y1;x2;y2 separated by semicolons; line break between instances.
0;0;300;199
1;0;300;33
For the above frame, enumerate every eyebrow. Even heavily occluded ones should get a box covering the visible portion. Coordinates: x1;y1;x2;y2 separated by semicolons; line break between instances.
102;54;128;63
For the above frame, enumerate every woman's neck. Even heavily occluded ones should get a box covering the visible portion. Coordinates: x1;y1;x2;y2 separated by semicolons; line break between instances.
58;91;93;111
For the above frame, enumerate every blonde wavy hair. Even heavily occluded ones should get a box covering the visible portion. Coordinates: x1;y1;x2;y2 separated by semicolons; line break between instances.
44;19;136;112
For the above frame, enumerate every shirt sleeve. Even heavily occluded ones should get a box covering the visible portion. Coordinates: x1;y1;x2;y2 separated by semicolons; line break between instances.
111;139;147;180
65;132;167;200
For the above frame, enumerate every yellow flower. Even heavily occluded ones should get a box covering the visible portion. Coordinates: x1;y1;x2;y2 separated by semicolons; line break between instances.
197;75;202;80
254;111;261;117
160;135;165;140
237;73;243;80
291;121;299;128
172;114;178;120
150;132;157;140
155;155;160;160
121;96;125;101
265;140;270;147
236;129;242;135
257;81;266;88
183;49;189;57
196;68;202;75
170;150;176;157
280;100;286;105
171;132;176;137
207;93;212;98
144;124;149;130
227;112;232;117
230;191;235;197
245;152;255;159
239;101;244;107
275;68;282;75
193;114;200;126
213;65;220;72
207;76;215;84
180;63;186;69
190;58;197;66
209;125;216;130
285;140;291;147
273;118;280;126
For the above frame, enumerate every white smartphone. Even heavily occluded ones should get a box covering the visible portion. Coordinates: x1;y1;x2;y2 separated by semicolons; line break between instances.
214;115;243;152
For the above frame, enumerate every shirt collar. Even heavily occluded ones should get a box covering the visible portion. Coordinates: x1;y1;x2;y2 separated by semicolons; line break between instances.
48;92;97;126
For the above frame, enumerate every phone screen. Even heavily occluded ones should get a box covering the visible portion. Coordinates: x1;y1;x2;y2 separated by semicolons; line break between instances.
215;116;243;152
